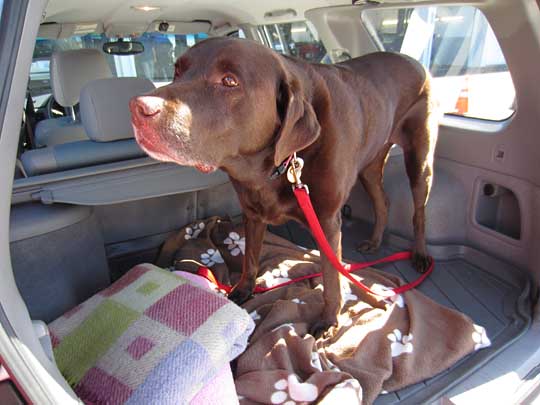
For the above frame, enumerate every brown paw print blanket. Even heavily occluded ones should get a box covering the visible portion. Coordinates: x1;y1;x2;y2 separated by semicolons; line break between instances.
157;217;490;404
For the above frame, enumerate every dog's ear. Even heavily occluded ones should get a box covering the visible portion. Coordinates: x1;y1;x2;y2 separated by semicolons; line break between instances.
274;78;321;167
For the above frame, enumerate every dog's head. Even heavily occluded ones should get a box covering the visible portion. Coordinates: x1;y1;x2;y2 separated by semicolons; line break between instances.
129;37;320;174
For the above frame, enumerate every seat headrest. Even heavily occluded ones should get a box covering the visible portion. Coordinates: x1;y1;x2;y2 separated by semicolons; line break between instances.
50;49;112;107
80;77;156;142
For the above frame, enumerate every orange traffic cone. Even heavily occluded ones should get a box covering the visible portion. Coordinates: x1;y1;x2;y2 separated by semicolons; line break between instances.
455;76;469;115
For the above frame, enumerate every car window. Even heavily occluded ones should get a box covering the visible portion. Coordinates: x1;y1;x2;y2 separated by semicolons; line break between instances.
29;32;208;108
228;29;246;38
362;6;515;121
135;32;209;84
258;21;330;64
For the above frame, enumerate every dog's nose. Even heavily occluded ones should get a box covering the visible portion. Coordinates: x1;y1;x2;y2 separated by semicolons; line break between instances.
131;96;164;118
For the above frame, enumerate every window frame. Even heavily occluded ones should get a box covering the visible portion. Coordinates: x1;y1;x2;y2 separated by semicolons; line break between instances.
360;4;517;124
257;21;329;64
0;0;27;138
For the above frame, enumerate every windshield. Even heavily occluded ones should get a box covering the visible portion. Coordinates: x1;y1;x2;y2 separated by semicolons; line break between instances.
29;32;209;108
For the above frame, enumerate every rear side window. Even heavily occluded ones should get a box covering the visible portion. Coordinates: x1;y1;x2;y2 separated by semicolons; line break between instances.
258;21;330;64
362;6;515;121
228;29;246;38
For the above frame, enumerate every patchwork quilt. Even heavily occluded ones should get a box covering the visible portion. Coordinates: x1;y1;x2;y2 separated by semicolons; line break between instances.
159;217;491;404
48;264;254;404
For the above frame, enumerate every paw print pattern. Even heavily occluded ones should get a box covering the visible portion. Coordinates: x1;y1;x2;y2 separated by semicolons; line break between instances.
386;294;405;308
184;222;205;240
200;248;224;267
387;329;413;357
259;265;291;287
344;292;358;304
270;375;318;404
249;310;261;321
472;324;491;350
330;379;362;403
371;283;405;309
310;352;323;372
326;358;342;372
342;284;358;304
272;266;290;279
371;283;398;299
224;232;245;256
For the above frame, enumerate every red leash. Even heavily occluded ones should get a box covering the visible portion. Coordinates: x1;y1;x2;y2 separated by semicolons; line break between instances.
197;248;429;296
198;187;433;296
292;185;434;296
197;155;434;297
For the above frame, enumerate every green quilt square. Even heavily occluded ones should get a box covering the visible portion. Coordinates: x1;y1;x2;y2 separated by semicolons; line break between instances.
136;281;160;296
54;299;140;386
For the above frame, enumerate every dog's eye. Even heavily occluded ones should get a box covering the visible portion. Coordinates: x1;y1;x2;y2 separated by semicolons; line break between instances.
221;75;239;87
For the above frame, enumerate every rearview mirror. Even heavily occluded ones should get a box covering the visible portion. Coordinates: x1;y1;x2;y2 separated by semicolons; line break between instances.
102;40;144;55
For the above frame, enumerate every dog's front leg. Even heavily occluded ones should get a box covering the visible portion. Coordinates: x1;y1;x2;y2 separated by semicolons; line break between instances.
310;212;344;337
228;215;266;305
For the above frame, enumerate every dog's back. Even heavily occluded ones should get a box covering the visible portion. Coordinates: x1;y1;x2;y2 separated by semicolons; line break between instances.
320;52;432;129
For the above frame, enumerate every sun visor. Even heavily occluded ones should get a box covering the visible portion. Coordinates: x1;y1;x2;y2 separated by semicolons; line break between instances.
105;23;149;38
38;22;103;39
150;20;211;34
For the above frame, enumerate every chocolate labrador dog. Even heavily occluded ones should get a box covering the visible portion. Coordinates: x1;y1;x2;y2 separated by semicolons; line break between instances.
130;37;438;334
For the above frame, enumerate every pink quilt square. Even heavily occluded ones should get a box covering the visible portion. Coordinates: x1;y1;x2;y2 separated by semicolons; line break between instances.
144;285;226;335
76;367;132;404
101;265;149;297
126;336;155;360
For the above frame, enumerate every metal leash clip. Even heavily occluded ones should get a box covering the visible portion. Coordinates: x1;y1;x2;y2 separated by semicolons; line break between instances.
287;153;309;193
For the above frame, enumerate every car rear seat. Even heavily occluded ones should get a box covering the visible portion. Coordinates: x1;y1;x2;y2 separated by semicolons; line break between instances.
10;202;110;322
34;48;113;147
21;77;154;176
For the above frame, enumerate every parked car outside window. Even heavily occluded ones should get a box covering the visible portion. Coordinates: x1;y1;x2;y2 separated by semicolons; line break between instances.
363;5;515;121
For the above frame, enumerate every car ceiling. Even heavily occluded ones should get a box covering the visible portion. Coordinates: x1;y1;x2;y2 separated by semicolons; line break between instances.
43;0;350;29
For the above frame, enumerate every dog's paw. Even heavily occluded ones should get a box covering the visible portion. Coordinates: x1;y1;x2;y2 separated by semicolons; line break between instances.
309;319;337;339
228;286;254;305
412;252;431;273
357;239;380;254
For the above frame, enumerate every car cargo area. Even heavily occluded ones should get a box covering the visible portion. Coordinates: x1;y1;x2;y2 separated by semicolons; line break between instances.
270;218;533;404
8;158;536;403
2;0;540;404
